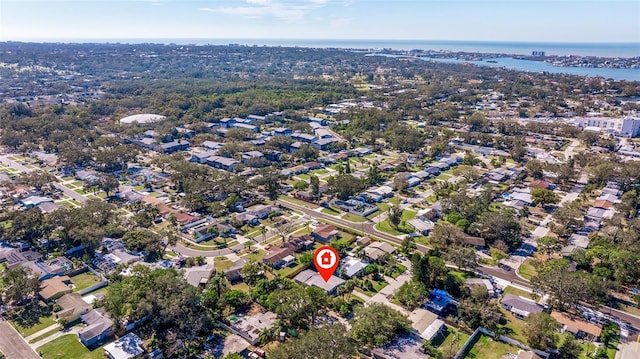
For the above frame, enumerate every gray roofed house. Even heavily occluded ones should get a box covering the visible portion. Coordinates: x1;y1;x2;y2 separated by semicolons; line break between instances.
224;258;247;283
364;241;396;261
407;218;435;235
78;308;114;347
294;269;345;294
184;264;215;287
501;294;543;319
55;293;92;322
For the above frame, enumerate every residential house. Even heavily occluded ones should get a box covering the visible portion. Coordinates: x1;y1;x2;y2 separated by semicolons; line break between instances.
294;190;314;202
291;132;317;143
201;141;223;150
220;118;236;128
104;332;145;359
228;311;278;345
289;141;303;153
273;127;292;136
20;196;53;208
465;278;495;297
55;293;92;322
206;156;241;172
501;294;544;320
158;140;190;154
263;246;296;268
550;311;602;339
409;308;445;341
231;123;260;133
224;258;248;283
364;241;396;261
40;275;73;301
307;117;327;126
294;269;345;294
246;204;279;219
372;334;428;359
312;223;339;242
191;151;219;164
78;308;114;347
241;151;264;163
313;138;338;150
339;257;367;278
407;218;435;235
0;248;42;269
175;127;195;138
184;264;215;287
425;289;458;316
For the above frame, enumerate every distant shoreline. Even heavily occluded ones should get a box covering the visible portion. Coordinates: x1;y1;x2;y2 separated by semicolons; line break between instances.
3;39;639;58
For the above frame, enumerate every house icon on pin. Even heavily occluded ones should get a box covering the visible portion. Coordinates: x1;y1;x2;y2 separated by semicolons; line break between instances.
321;252;332;265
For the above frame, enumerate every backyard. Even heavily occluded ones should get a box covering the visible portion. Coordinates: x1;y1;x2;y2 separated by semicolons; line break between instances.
463;334;519;359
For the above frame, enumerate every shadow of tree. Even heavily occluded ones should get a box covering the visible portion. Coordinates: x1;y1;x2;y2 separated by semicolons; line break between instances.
8;302;52;328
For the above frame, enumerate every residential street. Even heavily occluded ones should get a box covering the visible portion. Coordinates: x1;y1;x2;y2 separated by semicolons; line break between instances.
0;320;41;359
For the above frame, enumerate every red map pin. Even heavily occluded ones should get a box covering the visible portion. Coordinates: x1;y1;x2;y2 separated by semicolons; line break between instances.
313;245;339;282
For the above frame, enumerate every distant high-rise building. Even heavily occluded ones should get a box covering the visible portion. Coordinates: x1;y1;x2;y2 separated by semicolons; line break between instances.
531;51;546;57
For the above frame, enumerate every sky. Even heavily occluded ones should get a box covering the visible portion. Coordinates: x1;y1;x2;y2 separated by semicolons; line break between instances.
1;0;639;43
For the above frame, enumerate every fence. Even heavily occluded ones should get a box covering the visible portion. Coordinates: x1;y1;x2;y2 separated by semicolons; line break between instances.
453;327;550;359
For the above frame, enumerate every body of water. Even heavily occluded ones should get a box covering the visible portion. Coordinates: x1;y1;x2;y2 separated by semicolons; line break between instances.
64;38;640;58
420;56;640;81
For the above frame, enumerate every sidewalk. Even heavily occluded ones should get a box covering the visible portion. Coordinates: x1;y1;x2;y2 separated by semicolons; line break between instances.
23;323;61;342
30;326;82;350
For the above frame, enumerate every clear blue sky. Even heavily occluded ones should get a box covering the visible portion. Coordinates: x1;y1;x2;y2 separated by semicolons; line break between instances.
1;0;639;42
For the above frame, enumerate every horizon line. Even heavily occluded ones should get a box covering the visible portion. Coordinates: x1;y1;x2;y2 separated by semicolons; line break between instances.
2;38;640;45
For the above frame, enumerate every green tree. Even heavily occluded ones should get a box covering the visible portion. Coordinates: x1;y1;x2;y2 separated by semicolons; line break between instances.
267;324;356;359
532;188;559;207
395;280;427;310
349;303;411;348
388;204;403;230
558;333;582;359
309;175;320;201
536;236;562;259
523;312;559;350
0;267;40;305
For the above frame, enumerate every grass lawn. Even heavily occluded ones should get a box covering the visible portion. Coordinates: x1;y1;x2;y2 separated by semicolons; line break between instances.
389;197;401;205
498;308;527;343
425;195;437;203
321;207;340;215
214;259;233;271
372;280;388;292
431;326;470;357
375;220;404;236
70;272;102;292
517;259;538;280
277;263;306;278
463;334;519;359
502;286;532;299
343;213;367;222
73;188;88;195
11;314;56;337
376;203;391;213
231;282;251;293
415;236;429;246
278;195;317;209
38;334;105;359
313;169;329;175
246;249;267;262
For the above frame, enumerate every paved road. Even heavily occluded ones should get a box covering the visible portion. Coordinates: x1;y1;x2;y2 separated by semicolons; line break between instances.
277;199;429;253
0;320;41;359
478;265;640;331
52;182;87;204
616;336;640;359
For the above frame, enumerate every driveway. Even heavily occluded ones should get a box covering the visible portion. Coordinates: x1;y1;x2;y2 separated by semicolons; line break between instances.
616;335;640;359
0;320;41;359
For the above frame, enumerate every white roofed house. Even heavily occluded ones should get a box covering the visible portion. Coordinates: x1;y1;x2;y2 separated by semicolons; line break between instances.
407;217;435;235
339;256;368;278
